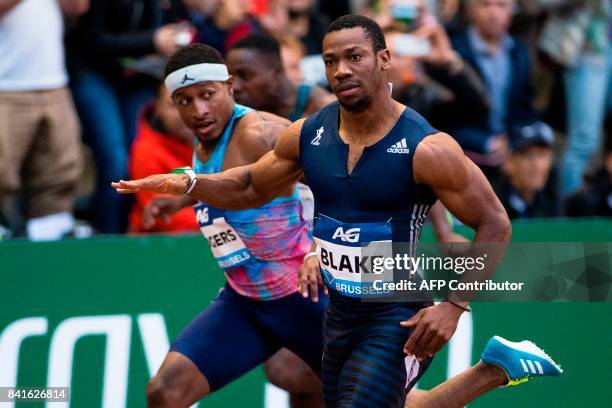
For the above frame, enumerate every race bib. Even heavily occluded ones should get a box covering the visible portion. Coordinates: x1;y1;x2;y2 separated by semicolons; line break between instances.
313;214;393;298
194;203;253;269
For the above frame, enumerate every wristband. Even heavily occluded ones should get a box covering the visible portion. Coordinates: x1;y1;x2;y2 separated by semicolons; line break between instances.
303;251;318;262
171;167;197;194
443;298;472;312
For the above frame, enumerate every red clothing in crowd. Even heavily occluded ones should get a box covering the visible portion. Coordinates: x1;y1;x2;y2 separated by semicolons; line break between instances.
128;106;199;233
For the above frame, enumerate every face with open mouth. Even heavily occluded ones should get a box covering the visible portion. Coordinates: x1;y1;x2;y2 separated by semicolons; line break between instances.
172;80;235;143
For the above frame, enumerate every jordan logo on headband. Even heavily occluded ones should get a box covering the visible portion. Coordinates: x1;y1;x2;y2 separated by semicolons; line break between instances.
181;72;195;84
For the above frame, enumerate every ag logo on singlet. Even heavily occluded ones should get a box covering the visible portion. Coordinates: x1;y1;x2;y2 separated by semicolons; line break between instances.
332;227;360;243
387;138;410;154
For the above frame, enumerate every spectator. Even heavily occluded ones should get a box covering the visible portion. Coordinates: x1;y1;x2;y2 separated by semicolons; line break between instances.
495;122;559;219
534;0;611;197
279;35;306;85
385;20;489;131
565;133;612;217
67;0;188;234
450;0;541;181
226;33;335;120
0;0;88;240
128;83;198;234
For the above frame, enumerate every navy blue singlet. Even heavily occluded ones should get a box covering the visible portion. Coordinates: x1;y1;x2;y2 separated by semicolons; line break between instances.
300;102;439;408
300;101;438;301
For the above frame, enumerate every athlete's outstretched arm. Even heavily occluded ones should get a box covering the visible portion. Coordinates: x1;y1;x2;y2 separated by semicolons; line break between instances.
112;120;305;210
402;132;511;360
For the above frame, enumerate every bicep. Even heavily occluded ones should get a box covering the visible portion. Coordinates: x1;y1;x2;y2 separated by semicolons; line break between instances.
432;160;504;230
415;133;506;230
248;120;304;200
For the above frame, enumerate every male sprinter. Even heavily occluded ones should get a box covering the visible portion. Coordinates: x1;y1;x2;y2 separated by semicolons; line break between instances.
226;31;472;397
226;33;336;121
137;44;324;408
115;16;562;407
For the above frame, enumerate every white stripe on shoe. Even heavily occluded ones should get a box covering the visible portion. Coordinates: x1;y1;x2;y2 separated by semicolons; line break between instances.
535;361;544;375
527;360;536;374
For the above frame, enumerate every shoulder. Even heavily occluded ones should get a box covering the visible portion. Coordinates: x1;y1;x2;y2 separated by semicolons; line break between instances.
274;118;307;161
234;110;291;152
400;105;438;136
413;132;470;188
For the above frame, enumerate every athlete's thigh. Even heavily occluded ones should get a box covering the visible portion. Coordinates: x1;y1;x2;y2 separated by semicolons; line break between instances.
258;289;328;377
169;285;279;391
335;309;433;408
321;303;356;408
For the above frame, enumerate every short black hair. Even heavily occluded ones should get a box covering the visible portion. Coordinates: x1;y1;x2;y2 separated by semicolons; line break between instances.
229;33;282;65
325;14;387;53
164;43;225;78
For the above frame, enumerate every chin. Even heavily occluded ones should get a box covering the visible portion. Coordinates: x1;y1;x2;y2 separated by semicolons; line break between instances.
194;128;222;144
338;96;371;113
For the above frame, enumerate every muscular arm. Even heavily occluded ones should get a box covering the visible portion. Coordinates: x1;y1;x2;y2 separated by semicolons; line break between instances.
415;133;511;244
112;119;305;211
192;120;303;209
402;133;511;359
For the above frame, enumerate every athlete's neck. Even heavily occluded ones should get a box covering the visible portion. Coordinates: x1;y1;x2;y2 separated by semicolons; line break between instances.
338;92;399;145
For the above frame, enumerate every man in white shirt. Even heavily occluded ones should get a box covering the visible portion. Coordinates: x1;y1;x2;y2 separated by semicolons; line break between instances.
0;0;89;240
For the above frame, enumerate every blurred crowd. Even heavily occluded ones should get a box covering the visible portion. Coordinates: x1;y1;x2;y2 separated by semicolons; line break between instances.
0;0;610;240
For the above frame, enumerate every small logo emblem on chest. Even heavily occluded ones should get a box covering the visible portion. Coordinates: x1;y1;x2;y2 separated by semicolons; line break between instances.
387;138;410;154
311;126;324;146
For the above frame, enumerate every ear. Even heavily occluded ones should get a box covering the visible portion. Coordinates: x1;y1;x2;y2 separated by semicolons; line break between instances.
225;76;234;96
379;48;391;71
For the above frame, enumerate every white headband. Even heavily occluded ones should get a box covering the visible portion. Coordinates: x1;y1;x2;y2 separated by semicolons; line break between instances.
164;63;230;94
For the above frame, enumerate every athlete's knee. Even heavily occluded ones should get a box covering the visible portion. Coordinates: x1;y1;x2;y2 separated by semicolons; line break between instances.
146;376;183;408
147;351;211;407
264;350;321;393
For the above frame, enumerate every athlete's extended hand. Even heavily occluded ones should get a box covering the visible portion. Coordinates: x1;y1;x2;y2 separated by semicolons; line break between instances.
298;255;327;302
400;302;463;361
111;174;190;195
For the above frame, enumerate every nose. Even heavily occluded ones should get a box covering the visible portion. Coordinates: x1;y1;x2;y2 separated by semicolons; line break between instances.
334;59;352;81
193;98;210;119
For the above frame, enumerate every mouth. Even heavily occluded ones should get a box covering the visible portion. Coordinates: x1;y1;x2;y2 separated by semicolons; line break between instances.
194;119;216;135
335;83;360;98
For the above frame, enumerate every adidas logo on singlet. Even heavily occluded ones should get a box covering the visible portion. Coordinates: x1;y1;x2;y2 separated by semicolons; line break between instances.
387;138;410;154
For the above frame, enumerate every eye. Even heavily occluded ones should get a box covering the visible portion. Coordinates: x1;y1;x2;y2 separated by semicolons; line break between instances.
201;91;215;99
323;59;333;67
350;54;362;62
177;97;190;107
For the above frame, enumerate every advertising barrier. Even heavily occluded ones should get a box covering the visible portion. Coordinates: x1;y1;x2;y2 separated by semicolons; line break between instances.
1;219;610;407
